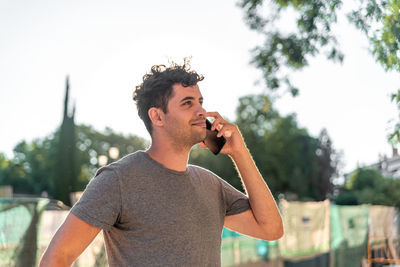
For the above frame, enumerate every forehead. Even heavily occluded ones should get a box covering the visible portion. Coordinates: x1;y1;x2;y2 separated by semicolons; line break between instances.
170;83;202;101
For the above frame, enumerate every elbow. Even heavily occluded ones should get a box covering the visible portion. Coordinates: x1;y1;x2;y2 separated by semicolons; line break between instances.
259;221;284;241
274;223;284;240
274;217;285;239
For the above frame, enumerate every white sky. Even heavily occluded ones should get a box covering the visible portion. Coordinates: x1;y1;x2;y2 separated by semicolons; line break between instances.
0;0;399;175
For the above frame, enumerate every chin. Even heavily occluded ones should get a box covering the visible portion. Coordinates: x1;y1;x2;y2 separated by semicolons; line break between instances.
191;132;206;144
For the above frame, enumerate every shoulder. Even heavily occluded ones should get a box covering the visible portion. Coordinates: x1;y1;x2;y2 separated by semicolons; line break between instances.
187;164;223;186
101;150;147;176
87;151;147;189
114;150;147;167
188;164;216;177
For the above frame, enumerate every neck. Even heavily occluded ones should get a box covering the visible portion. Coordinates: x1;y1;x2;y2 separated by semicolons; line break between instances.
146;138;191;172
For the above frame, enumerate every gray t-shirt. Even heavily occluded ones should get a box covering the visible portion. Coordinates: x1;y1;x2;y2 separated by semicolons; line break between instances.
71;151;250;266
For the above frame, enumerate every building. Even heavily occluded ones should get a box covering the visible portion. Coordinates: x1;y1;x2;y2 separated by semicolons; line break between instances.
343;148;400;184
369;148;400;179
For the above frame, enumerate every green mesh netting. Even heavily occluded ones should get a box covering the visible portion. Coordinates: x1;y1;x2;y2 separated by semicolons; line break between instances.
330;204;369;267
221;227;269;266
3;199;388;267
0;198;49;267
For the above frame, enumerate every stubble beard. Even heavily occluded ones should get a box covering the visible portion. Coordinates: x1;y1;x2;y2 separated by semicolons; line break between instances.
168;126;206;152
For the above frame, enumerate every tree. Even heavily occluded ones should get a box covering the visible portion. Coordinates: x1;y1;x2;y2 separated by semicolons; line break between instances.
12;138;56;195
238;0;344;96
263;115;321;200
0;78;149;202
335;167;400;208
53;77;78;206
346;167;380;190
316;128;341;200
238;0;399;94
0;125;149;201
348;0;400;72
238;0;400;138
236;94;343;200
0;152;32;194
74;124;149;186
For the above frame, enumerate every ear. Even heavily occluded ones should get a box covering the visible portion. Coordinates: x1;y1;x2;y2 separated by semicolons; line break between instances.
148;107;164;127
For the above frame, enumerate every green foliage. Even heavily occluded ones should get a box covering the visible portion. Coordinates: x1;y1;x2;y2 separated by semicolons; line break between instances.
317;129;341;200
0;126;148;204
237;94;341;200
48;77;147;205
334;190;358;205
238;0;399;93
349;0;400;72
75;124;149;183
349;0;400;143
238;0;343;96
0;152;32;194
238;0;400;140
335;167;400;208
346;168;382;190
53;77;78;206
0;138;56;195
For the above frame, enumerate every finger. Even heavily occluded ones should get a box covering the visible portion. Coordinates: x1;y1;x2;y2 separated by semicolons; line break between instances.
205;112;230;132
205;111;221;119
211;117;227;131
205;112;221;131
218;129;232;138
217;125;233;138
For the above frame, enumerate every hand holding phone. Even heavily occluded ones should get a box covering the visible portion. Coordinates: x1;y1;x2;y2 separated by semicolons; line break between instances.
203;119;226;155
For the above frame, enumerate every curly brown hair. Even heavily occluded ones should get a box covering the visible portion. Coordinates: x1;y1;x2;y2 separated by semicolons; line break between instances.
133;58;204;135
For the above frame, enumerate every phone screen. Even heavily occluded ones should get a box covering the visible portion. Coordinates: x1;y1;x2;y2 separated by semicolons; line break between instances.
203;119;226;155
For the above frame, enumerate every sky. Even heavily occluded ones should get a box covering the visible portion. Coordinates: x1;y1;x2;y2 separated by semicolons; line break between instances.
1;0;399;176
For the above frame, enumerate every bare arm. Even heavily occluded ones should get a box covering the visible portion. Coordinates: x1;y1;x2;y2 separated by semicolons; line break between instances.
224;147;284;240
39;213;101;267
206;112;284;241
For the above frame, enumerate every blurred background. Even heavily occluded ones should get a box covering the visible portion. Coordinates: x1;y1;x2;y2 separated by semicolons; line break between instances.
1;0;400;266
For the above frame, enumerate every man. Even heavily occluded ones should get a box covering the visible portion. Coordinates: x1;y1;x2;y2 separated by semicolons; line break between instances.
40;60;283;266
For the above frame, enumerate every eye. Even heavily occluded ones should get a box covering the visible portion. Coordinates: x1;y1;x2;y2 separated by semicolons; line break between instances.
183;101;192;106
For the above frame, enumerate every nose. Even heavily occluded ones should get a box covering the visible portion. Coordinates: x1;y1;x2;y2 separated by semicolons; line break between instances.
197;104;206;118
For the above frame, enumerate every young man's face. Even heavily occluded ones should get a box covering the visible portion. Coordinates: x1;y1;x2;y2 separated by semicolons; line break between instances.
162;83;207;148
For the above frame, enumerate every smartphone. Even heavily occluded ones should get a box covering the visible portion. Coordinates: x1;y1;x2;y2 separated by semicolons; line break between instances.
203;119;226;155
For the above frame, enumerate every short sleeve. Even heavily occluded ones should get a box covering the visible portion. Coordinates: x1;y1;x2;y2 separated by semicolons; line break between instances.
219;178;250;216
70;166;121;231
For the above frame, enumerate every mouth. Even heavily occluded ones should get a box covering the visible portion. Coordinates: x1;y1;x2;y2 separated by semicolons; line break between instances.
191;120;206;128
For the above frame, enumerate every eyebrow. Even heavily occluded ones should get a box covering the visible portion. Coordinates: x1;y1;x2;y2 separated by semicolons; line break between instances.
179;96;203;103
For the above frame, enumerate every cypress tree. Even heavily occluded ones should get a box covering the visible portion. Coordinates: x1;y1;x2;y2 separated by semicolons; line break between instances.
53;76;77;206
